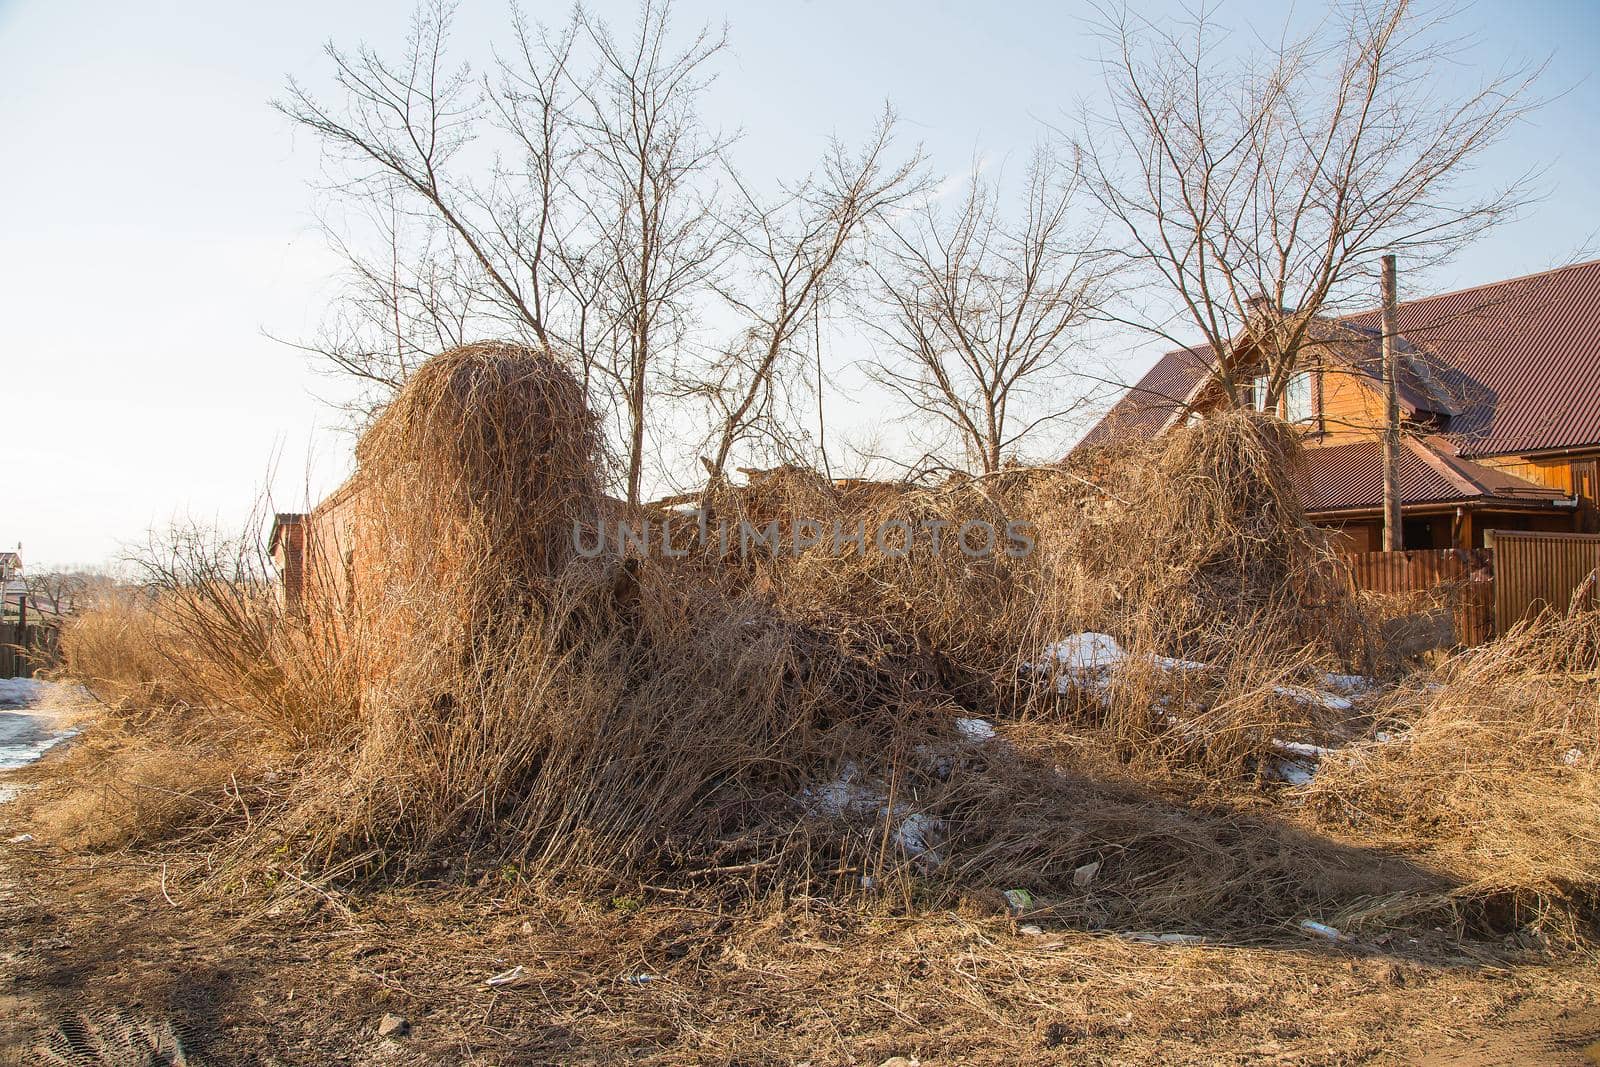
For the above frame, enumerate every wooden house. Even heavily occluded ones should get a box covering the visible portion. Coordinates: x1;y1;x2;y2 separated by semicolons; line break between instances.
1076;260;1600;552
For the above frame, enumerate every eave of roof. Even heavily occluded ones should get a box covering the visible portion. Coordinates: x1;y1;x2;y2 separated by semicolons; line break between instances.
1294;438;1567;514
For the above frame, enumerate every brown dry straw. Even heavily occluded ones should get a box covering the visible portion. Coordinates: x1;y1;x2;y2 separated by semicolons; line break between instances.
56;346;1600;941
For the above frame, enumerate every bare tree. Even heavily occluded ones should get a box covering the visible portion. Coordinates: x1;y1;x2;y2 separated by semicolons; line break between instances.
1073;0;1541;411
561;1;730;504
278;0;728;503
279;2;554;347
865;147;1109;475
682;110;924;486
22;570;104;619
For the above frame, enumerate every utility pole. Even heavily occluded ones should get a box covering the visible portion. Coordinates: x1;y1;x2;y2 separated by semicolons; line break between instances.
1381;254;1403;552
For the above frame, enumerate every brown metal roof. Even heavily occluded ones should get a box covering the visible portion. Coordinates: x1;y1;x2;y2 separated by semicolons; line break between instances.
1293;437;1566;514
1078;258;1600;458
1340;259;1600;456
1075;346;1208;447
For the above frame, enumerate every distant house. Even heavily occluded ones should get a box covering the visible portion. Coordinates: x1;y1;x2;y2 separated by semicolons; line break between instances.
1;549;24;626
1075;260;1600;552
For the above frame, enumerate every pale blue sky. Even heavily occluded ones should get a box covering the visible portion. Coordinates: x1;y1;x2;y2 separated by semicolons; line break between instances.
2;0;1596;568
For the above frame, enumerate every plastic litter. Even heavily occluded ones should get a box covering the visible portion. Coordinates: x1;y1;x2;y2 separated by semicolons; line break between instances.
486;965;527;986
1297;919;1348;941
1122;931;1206;945
1072;860;1101;888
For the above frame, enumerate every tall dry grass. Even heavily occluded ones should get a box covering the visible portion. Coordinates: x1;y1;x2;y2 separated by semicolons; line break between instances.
43;342;1600;940
1305;608;1600;937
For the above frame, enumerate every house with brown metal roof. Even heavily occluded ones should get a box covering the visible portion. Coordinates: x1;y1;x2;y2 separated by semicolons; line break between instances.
1075;259;1600;551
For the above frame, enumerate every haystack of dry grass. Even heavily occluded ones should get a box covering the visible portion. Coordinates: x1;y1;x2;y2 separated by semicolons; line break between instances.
39;342;1600;945
692;411;1370;778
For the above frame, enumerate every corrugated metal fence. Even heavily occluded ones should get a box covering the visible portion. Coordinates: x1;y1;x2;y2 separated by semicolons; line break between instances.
1485;530;1600;629
1342;548;1496;647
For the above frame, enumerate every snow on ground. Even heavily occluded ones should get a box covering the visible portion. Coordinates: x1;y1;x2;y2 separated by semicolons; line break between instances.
955;717;996;743
1032;633;1394;785
1272;685;1354;712
0;680;84;774
800;762;946;865
1039;632;1125;672
0;678;45;710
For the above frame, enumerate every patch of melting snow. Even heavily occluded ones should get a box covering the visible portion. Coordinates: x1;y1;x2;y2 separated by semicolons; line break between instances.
892;814;944;866
1273;740;1340;760
1148;654;1210;672
0;681;83;773
955;717;996;743
1321;673;1372;696
800;764;945;865
1268;729;1407;786
1034;634;1372;718
1272;759;1317;786
1273;685;1354;712
800;762;877;817
0;678;45;709
1040;632;1124;670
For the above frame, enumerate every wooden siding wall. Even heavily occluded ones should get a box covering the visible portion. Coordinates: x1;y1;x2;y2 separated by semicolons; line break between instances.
1317;363;1388;444
1342;548;1495;646
1485;530;1600;628
1478;454;1575;494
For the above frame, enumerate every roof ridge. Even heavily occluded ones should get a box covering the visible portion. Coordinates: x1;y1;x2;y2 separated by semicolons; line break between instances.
1146;258;1600;362
1334;257;1600;323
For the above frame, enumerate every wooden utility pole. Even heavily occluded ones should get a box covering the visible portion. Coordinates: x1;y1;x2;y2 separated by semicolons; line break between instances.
1381;254;1403;551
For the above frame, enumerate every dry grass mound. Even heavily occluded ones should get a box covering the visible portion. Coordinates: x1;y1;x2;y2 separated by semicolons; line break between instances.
685;412;1370;778
40;344;1598;947
1305;607;1600;938
269;343;907;880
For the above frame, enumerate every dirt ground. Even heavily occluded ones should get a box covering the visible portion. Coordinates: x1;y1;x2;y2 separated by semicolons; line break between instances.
2;811;1598;1067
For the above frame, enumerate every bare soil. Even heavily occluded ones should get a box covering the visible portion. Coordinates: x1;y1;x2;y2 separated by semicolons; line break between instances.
2;823;1598;1066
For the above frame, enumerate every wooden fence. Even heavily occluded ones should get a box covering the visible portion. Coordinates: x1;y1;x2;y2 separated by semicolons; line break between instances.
0;622;58;679
1341;548;1496;648
1485;530;1600;631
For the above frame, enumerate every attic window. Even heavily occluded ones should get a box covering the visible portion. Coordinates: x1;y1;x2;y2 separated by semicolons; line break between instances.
1285;371;1314;423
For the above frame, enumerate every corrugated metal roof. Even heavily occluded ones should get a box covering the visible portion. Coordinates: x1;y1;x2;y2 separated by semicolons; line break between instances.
1079;258;1600;458
1293;437;1566;513
1076;347;1208;447
1340;259;1600;456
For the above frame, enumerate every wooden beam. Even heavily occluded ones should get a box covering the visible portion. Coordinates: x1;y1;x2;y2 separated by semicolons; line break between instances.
1381;254;1403;551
